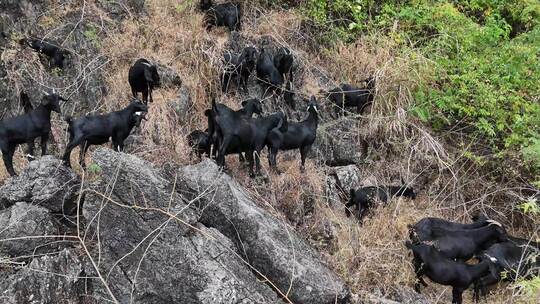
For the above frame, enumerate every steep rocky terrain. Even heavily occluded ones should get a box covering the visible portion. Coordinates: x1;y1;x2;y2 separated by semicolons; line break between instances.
0;1;538;304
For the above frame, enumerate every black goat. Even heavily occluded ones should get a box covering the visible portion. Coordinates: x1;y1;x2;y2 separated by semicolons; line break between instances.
128;58;161;104
187;129;211;159
0;92;66;176
420;222;508;261
474;236;540;300
200;0;241;31
266;96;318;172
273;47;293;82
409;215;490;243
62;100;148;168
222;46;257;93
213;100;287;176
206;98;263;162
20;37;69;69
256;48;284;97
405;241;498;304
327;77;375;116
346;184;416;219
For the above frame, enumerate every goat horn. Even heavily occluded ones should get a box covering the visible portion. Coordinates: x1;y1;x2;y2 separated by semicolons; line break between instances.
141;62;153;67
42;90;50;96
486;220;502;227
484;253;498;263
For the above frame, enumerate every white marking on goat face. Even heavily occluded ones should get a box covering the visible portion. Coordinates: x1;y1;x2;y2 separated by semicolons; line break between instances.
135;111;143;116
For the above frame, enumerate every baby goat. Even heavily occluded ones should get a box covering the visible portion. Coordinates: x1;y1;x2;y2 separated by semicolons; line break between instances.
346;184;416;219
62;100;148;168
405;241;498;304
128;58;161;104
0;92;66;176
187;129;211;159
256;48;284;98
273;47;293;82
200;0;241;32
222;46;257;93
266;96;318;172
20;37;69;69
327;77;375;116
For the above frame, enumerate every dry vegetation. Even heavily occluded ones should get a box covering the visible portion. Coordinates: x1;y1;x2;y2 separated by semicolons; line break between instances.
1;0;538;303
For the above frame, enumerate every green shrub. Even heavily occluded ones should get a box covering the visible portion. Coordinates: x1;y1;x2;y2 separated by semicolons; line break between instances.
301;0;540;178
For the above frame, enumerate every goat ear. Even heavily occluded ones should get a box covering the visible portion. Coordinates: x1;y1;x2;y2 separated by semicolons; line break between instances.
204;109;211;117
241;100;247;107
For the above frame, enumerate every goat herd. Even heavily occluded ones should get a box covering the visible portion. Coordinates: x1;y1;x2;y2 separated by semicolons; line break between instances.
0;1;537;303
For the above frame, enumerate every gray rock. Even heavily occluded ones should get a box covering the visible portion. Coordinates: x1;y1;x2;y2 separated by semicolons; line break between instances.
168;85;192;122
0;202;59;257
0;249;87;304
178;159;350;304
313;118;368;166
82;148;282;304
156;62;182;88
326;165;361;209
0;156;79;213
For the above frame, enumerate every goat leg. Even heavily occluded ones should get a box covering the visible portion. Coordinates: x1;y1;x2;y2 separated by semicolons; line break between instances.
3;146;17;176
254;149;262;176
26;139;35;161
79;141;90;169
246;151;255;177
451;287;464;304
142;90;149;104
217;136;232;168
40;133;49;156
148;86;154;103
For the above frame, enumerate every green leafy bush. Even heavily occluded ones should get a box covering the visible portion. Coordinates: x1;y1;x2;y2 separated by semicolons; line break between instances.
302;0;540;177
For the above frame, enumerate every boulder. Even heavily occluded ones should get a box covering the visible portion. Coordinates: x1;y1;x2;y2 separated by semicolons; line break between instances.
0;249;87;304
0;202;59;257
156;62;182;88
313;118;368;166
178;159;350;304
0;156;79;213
168;85;192;122
82;148;282;303
326;165;361;209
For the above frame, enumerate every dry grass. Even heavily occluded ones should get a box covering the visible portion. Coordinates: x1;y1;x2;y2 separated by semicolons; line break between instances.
1;1;538;303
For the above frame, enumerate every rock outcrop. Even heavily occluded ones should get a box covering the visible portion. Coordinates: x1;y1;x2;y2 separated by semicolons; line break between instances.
0;148;350;303
0;156;79;212
179;159;351;304
0;202;59;257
